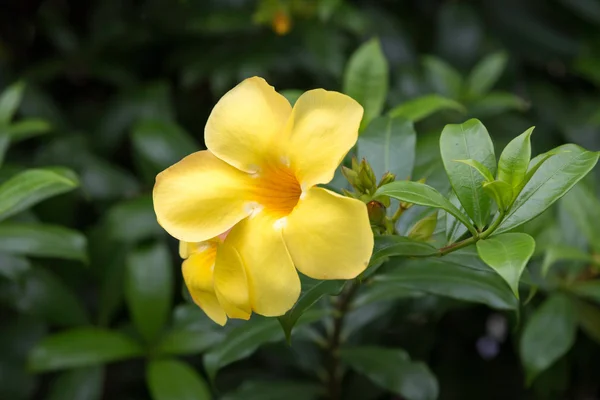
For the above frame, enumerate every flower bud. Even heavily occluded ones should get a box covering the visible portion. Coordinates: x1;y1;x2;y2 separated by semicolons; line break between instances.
367;200;386;225
407;211;438;241
378;171;396;187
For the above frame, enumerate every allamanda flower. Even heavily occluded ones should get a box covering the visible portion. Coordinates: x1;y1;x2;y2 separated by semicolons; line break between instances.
153;77;374;325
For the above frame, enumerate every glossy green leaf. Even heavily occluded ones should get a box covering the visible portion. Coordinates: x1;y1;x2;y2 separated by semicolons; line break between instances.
541;245;593;277
280;89;303;106
482;180;513;210
147;359;211;400
7;119;51;142
204;317;283;381
440;118;496;229
573;298;600;345
0;81;25;123
374;257;518;310
569;281;600;304
357;115;416;180
0;254;30;280
520;294;577;384
341;346;438;400
496;144;599;234
0;168;79;222
125;242;173;343
0;223;87;262
343;38;388;128
9;267;88;326
389;94;465;122
353;282;424;308
560;183;600;253
497;127;533;189
454;159;494;182
468;91;529;118
131;119;198;173
47;367;104;400
103;195;162;243
476;233;535;298
445;191;468;244
222;380;322;400
278;279;345;342
466;52;508;97
28;328;143;372
423;55;462;98
375;180;476;235
371;235;438;267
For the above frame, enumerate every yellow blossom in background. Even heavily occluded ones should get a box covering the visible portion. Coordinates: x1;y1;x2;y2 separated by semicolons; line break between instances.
272;10;291;35
153;77;373;325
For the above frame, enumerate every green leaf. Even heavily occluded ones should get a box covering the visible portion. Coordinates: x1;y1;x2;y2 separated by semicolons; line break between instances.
147;359;211;400
155;305;225;356
0;127;8;167
0;168;79;222
125;242;173;343
357;115;416;180
568;281;600;304
468;91;529;118
279;89;303;106
440;118;496;229
541;245;593;277
223;381;321;400
0;223;87;262
0;253;30;280
573;298;600;345
204;317;283;381
389;94;465;122
520;294;577;384
476;233;535;298
374;256;518;310
353;282;423;308
6;119;51;142
560;183;600;253
496;144;599;234
375;180;476;236
9;267;88;326
482;180;513;211
0;81;25;124
466;52;508;97
343;38;389;128
131;119;198;174
28;328;143;372
278;279;345;342
422;56;463;98
47;367;104;400
371;235;438;266
445;191;468;244
497;127;533;190
340;346;438;400
454;158;494;182
103;195;162;243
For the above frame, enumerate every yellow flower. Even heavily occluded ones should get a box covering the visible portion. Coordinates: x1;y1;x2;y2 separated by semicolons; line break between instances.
153;77;373;324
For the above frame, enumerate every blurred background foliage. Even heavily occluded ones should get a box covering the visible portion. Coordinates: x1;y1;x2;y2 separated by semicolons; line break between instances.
1;0;600;399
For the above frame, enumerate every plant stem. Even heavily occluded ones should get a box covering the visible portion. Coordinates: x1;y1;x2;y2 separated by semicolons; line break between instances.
325;281;359;400
437;211;506;256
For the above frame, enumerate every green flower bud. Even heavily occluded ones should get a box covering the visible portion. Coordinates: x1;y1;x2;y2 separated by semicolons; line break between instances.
367;200;386;225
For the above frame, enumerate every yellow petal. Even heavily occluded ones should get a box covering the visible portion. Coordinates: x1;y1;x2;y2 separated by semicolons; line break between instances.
213;241;252;320
153;150;254;243
283;89;363;188
205;77;292;173
283;187;373;279
226;213;300;316
182;245;227;326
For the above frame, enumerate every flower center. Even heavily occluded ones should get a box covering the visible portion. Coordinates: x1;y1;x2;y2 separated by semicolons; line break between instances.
252;160;301;219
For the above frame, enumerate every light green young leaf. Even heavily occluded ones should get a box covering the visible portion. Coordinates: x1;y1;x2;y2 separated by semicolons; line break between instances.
146;359;211;400
0;81;26;124
343;38;388;128
497;127;533;189
520;294;577;384
496;144;599;234
476;232;535;298
422;55;463;98
0;223;87;262
440;119;496;229
125;242;173;344
482;180;513;211
466;52;508;98
0;168;79;222
341;346;438;400
28;328;143;372
389;94;465;122
357;115;416;180
540;245;593;277
375;180;476;235
454;159;494;182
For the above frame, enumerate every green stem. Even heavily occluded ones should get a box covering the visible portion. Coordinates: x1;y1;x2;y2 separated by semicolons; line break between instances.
438;211;505;256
